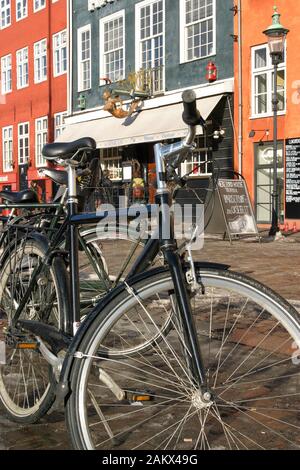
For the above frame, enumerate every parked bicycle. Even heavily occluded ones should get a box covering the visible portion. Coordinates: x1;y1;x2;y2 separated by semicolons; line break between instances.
0;91;299;450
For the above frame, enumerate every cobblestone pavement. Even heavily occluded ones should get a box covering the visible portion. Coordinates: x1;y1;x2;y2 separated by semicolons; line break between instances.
1;231;300;450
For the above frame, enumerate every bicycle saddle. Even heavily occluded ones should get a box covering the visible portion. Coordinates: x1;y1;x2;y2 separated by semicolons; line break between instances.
0;189;39;204
42;137;96;160
39;167;68;186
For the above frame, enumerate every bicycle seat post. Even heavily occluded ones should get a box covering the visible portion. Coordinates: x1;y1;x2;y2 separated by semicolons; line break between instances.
67;160;81;336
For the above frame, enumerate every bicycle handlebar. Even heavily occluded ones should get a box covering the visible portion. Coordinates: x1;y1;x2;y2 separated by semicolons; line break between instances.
182;90;206;128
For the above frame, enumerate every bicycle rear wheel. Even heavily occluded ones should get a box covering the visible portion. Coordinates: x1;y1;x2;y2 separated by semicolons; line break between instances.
0;238;67;423
66;267;300;450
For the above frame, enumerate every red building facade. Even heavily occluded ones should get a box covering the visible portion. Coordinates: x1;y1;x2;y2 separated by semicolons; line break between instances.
234;0;300;229
0;0;67;200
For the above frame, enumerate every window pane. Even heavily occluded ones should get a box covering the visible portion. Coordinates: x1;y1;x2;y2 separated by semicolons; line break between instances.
255;48;267;69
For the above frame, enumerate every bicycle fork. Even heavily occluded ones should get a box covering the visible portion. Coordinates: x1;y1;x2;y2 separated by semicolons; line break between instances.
154;142;209;397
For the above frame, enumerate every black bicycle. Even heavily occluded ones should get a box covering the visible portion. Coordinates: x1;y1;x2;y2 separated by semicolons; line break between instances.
0;91;299;450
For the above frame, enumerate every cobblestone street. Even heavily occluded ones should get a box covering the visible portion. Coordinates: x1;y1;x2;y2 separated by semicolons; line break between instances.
1;232;300;450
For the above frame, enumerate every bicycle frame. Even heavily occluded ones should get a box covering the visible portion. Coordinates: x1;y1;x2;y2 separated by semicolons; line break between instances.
11;121;207;391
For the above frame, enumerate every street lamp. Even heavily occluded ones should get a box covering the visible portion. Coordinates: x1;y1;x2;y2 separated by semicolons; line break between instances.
263;6;289;237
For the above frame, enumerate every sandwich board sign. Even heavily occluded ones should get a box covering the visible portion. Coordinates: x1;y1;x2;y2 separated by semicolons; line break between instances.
216;179;260;243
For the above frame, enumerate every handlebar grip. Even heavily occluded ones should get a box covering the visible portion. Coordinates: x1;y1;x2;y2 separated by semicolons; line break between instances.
182;90;206;127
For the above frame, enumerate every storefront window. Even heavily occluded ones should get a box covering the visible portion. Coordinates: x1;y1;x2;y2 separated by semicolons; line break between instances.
181;136;212;177
100;147;122;181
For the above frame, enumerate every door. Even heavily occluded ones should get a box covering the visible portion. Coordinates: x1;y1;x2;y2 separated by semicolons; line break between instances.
255;143;284;224
19;164;28;190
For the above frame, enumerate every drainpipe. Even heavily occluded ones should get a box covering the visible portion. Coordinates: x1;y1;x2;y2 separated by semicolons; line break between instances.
67;0;73;117
238;0;243;174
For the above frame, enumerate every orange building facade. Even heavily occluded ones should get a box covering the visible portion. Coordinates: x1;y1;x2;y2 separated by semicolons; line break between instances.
0;0;67;200
234;0;300;229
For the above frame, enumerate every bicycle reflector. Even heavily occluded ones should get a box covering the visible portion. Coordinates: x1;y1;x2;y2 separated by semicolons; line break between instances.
16;342;39;350
125;390;154;402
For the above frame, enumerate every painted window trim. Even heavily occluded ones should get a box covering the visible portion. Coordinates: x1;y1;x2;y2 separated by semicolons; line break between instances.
16;46;29;89
135;0;165;93
2;125;14;172
1;54;12;94
34;38;47;84
16;0;27;21
0;0;11;29
18;121;30;165
54;110;67;138
53;29;67;77
99;9;125;86
33;0;46;13
77;24;91;92
251;43;287;119
35;116;48;167
179;0;216;64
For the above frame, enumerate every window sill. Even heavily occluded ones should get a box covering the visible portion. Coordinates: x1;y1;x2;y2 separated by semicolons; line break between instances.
53;70;67;78
250;111;286;120
180;51;216;66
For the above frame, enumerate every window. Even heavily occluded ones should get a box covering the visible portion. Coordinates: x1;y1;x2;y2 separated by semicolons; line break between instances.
100;11;124;84
54;111;67;138
2;126;13;172
53;30;67;76
35;117;48;167
181;136;212;177
136;0;164;94
252;44;286;117
16;0;27;20
18;122;29;165
0;0;11;29
34;0;45;12
100;147;122;181
1;54;12;94
17;47;28;88
34;39;47;83
78;25;91;91
180;0;215;63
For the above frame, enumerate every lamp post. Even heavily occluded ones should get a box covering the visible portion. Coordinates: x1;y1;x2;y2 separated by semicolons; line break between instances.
263;6;289;237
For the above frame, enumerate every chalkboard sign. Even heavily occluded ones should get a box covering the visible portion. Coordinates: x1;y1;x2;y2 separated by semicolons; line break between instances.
286;138;300;219
217;179;259;240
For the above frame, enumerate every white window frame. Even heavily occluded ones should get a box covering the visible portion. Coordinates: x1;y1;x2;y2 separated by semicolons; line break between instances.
54;111;67;139
16;0;27;21
53;29;67;77
99;10;125;85
18;122;29;165
35;116;48;167
0;0;11;29
1;54;12;94
78;24;91;92
180;0;216;64
34;0;45;12
100;147;122;181
251;43;286;118
2;125;13;172
16;46;28;89
34;38;47;83
135;0;165;94
181;136;212;177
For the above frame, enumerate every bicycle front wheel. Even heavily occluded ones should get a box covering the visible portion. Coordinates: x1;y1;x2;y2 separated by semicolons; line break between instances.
66;267;300;450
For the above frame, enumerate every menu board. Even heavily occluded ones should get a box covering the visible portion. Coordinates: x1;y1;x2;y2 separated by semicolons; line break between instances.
217;179;258;237
286;138;300;219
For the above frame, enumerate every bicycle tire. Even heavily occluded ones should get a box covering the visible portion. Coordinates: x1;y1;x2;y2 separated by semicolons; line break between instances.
66;267;300;450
